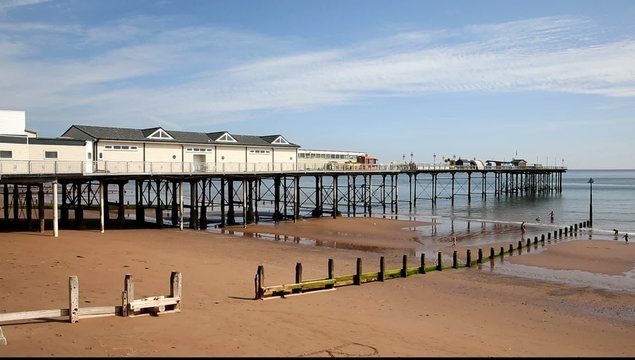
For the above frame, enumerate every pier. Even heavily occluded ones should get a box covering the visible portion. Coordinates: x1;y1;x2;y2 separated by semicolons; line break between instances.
0;161;565;234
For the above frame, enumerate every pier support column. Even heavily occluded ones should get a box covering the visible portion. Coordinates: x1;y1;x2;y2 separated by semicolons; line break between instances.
199;179;207;229
53;181;59;237
102;181;109;226
26;185;33;230
246;179;254;224
312;175;322;217
220;178;226;227
74;183;84;230
294;176;300;222
273;176;282;222
189;180;199;229
332;175;338;218
171;181;179;227
12;184;19;226
227;180;236;225
155;180;163;229
61;182;69;228
3;184;9;226
135;180;145;225
117;182;126;228
100;181;105;233
38;184;45;232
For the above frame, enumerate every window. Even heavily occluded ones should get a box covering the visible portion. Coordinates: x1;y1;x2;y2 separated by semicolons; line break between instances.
104;145;138;151
249;149;271;155
147;129;173;140
0;150;12;158
45;151;58;159
186;148;212;153
216;133;237;142
272;136;289;145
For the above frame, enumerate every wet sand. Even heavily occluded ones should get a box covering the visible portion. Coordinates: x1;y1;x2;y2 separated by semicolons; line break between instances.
1;216;634;356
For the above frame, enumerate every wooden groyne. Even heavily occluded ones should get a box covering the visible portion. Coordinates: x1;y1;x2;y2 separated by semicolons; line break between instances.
254;221;590;300
0;272;182;346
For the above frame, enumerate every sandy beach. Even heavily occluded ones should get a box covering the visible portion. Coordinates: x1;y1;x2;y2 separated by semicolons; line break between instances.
1;216;634;357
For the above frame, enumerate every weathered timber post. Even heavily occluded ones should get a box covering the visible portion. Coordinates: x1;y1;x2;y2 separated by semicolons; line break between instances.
294;263;302;293
466;249;472;267
419;253;426;274
508;243;514;255
490;247;495;260
500;247;504;261
122;273;134;316
255;265;264;300
518;240;523;249
437;251;443;271
527;238;532;247
170;272;182;311
355;258;362;285
327;259;334;280
401;254;408;277
379;256;385;281
477;248;483;264
69;275;79;323
452;250;458;269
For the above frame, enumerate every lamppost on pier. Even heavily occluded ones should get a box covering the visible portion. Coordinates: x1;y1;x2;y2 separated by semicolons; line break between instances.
410;152;413;164
433;153;436;167
588;177;594;227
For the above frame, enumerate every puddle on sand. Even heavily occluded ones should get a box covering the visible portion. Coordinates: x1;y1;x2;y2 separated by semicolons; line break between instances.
490;262;635;293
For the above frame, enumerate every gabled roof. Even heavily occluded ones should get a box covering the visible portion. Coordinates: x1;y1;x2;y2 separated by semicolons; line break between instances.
61;125;299;147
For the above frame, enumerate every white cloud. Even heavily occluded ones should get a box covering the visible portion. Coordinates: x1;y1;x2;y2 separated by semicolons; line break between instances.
0;14;634;132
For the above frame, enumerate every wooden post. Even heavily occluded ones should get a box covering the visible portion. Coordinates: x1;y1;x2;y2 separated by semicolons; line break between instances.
255;265;264;300
379;256;385;281
170;272;182;311
437;251;442;271
452;250;458;269
508;243;514;255
466;249;471;267
419;253;425;274
477;248;483;264
500;247;504;261
527;238;532;247
355;258;362;285
294;263;302;293
327;259;334;280
518;240;523;249
69;275;79;323
401;254;408;277
123;273;134;316
490;247;495;260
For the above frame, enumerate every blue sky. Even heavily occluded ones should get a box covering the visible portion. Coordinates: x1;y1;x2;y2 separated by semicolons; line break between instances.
1;0;634;169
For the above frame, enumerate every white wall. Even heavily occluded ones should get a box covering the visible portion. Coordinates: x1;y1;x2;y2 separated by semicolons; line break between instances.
0;110;27;135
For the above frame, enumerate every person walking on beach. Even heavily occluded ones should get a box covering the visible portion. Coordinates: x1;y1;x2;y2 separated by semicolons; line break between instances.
624;233;629;244
521;221;526;234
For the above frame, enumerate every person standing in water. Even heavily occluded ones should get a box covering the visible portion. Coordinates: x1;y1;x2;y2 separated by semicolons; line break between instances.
549;210;554;223
624;233;629;244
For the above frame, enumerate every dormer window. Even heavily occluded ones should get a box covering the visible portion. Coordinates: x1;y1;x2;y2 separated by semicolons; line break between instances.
147;128;173;140
272;136;289;145
216;133;237;142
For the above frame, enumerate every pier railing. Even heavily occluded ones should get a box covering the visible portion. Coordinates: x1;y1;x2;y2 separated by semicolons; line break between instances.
0;160;566;176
